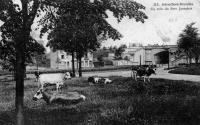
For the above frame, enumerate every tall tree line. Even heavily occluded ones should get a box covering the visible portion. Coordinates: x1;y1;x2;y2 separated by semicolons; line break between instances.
178;23;200;64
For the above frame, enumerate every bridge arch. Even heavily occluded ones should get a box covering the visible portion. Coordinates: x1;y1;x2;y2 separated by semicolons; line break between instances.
154;51;169;64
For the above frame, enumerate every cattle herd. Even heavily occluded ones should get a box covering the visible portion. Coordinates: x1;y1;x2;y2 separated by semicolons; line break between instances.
33;66;156;105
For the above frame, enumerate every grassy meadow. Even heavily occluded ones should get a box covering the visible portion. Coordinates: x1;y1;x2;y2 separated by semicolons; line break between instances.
169;65;200;75
0;76;200;125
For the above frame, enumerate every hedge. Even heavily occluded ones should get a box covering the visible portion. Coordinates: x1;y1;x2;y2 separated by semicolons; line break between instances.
169;65;200;75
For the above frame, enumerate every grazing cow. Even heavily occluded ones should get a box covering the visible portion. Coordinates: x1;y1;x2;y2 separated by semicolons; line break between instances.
38;72;70;92
33;89;86;104
131;66;156;82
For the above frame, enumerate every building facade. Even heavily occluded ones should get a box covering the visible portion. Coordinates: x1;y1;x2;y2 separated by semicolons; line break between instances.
121;45;179;66
50;50;94;69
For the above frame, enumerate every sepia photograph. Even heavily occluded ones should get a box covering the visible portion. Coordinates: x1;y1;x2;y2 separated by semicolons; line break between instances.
0;0;200;125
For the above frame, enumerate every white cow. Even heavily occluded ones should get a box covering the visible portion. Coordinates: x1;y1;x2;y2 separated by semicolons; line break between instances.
38;72;70;92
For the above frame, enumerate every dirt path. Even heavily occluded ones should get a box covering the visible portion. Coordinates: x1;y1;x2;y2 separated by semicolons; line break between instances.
83;67;200;82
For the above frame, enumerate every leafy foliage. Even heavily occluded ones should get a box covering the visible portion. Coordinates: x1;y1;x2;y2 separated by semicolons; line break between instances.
40;0;148;45
0;0;46;71
177;23;200;64
0;37;45;71
39;0;147;76
114;44;127;59
169;65;200;75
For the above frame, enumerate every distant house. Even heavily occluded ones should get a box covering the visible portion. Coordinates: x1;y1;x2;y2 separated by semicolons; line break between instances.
50;50;94;69
112;59;135;66
105;52;115;60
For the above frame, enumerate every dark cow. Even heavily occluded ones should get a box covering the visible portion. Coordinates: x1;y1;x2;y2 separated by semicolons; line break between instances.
131;66;156;82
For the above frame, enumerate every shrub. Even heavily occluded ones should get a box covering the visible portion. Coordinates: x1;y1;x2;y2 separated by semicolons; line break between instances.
169;65;200;75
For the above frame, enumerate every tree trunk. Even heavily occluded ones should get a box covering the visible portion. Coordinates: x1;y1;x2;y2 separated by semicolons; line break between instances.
78;56;82;77
16;1;28;122
15;0;39;124
195;56;199;64
76;55;79;75
187;52;192;65
189;57;192;65
71;51;75;77
14;64;16;81
24;66;27;79
15;46;25;125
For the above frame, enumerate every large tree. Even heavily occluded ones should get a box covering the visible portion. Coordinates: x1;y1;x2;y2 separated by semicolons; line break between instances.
0;0;54;125
40;0;147;76
177;23;200;64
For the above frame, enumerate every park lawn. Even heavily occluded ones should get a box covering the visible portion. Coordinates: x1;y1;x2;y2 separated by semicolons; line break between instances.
169;65;200;75
0;76;200;125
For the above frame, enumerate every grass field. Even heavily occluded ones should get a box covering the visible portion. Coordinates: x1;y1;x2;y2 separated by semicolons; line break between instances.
169;65;200;75
1;76;200;125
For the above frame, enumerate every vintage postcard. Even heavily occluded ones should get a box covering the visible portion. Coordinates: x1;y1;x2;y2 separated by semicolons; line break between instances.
0;0;200;125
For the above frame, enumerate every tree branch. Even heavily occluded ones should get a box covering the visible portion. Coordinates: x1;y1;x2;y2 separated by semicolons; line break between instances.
27;0;40;29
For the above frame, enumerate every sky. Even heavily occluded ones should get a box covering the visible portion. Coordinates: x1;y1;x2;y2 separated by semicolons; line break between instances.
102;0;200;47
1;0;200;51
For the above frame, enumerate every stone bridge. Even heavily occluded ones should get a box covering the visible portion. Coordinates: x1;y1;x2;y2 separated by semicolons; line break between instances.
123;45;178;66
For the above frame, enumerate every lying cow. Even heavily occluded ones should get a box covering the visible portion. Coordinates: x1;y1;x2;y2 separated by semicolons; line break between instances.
33;89;86;105
88;76;95;84
131;66;156;82
37;72;71;92
88;76;112;84
99;78;112;84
